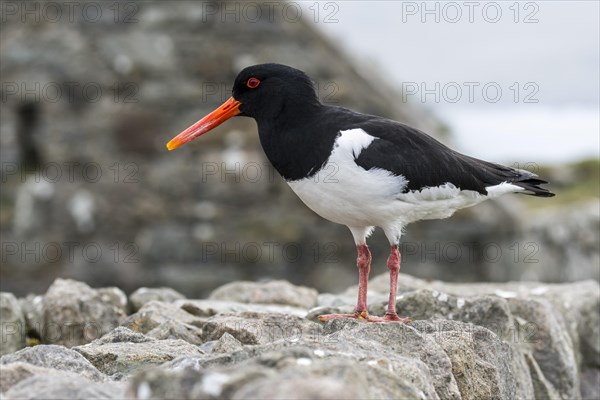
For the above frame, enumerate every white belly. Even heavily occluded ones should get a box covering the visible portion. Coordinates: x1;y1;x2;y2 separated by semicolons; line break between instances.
287;162;409;227
288;174;492;228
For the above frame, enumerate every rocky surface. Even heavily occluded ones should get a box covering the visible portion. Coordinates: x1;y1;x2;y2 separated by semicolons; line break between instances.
1;275;598;399
41;279;127;347
0;345;106;383
73;327;203;376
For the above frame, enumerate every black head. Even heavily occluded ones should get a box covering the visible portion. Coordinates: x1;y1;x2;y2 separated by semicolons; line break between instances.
232;63;321;120
166;63;320;150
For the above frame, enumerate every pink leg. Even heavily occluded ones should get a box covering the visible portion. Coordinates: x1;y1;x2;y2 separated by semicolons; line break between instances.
386;245;400;315
319;244;371;321
366;245;412;323
318;244;411;323
355;244;371;315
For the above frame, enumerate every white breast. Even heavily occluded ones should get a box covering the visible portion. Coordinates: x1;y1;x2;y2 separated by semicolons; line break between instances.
287;129;408;228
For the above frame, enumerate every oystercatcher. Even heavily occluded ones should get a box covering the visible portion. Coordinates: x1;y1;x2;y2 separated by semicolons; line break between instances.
167;63;554;323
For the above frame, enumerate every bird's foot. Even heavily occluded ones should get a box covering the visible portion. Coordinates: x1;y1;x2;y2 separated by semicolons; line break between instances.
318;311;412;323
365;312;412;323
318;310;369;322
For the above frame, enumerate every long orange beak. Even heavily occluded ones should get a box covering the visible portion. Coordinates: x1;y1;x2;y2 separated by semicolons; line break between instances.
166;97;241;150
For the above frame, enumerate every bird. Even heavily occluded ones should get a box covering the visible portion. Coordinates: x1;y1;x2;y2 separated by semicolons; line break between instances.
166;63;554;323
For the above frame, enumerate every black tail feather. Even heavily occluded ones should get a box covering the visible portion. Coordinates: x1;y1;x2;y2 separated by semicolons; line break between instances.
513;176;555;197
460;155;556;198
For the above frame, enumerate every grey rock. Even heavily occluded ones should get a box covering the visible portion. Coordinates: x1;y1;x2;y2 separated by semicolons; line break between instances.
228;359;390;400
0;293;26;355
122;300;204;345
146;319;204;345
160;337;325;373
324;319;458;400
17;294;44;343
393;288;535;398
232;376;361;400
212;332;243;354
126;368;193;399
578;293;600;368
199;340;218;354
210;280;319;309
121;300;201;334
392;289;514;336
373;273;600;367
200;312;322;345
42;279;126;347
396;283;588;400
274;358;437;399
128;363;275;400
160;355;208;372
89;326;153;345
74;327;203;375
0;344;106;382
178;299;307;318
161;325;438;398
130;347;429;400
327;272;599;399
413;319;530;400
1;275;597;400
4;375;125;399
0;362;41;392
0;362;89;393
525;352;563;399
129;287;185;312
509;298;579;400
580;368;600;400
534;280;600;370
96;287;128;315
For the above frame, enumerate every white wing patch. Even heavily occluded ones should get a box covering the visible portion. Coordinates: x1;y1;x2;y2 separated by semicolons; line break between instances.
336;128;377;158
485;182;524;197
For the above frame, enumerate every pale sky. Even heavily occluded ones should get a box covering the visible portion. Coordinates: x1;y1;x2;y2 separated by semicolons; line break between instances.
305;1;599;164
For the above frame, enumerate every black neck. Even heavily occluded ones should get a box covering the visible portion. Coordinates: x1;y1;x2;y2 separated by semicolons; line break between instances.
255;102;341;181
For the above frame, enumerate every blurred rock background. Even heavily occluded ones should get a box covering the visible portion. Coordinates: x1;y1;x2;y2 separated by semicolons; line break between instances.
1;0;598;297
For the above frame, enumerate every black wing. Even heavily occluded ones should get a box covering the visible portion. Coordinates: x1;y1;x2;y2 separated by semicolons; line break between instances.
352;117;554;197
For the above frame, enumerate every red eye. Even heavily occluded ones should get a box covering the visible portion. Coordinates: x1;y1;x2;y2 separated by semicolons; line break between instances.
247;78;260;89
